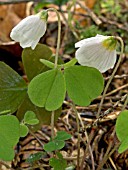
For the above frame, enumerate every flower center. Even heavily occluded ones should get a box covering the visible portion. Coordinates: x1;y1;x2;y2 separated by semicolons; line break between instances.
102;37;117;51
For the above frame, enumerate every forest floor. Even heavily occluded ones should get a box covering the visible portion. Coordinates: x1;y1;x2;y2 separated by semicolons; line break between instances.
0;0;128;169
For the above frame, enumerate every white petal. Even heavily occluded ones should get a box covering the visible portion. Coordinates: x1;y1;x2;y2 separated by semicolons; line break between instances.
75;42;117;73
10;14;47;49
75;35;108;48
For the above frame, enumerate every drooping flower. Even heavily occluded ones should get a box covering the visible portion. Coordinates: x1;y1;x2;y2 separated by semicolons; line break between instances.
10;11;48;50
75;34;117;73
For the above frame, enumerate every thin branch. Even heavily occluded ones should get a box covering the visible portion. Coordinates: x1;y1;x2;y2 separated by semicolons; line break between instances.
0;160;14;170
96;129;116;170
122;94;128;111
76;1;102;25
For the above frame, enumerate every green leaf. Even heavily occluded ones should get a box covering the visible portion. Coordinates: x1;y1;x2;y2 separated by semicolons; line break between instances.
44;140;65;152
64;66;104;106
0;62;27;113
118;137;128;153
40;59;55;69
63;58;77;68
17;95;61;131
116;110;128;141
20;124;29;137
55;131;71;141
28;69;66;111
0;146;15;162
26;152;45;164
24;111;39;125
22;44;52;81
0;115;20;161
116;110;128;153
49;152;67;170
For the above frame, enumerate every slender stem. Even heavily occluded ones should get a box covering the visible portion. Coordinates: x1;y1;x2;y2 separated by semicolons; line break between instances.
47;8;61;68
122;94;128;111
72;102;80;170
46;8;61;141
96;36;124;118
51;111;55;140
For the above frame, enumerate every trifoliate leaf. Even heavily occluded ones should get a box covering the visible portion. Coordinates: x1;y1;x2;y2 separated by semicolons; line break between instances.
28;69;66;111
24;111;39;125
64;66;104;106
44;140;65;152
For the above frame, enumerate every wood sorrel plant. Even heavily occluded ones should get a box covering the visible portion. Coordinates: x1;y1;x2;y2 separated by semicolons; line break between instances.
0;7;127;170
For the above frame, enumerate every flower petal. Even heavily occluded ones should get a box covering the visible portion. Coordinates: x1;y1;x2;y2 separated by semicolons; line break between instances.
75;34;108;48
10;14;47;49
75;42;117;73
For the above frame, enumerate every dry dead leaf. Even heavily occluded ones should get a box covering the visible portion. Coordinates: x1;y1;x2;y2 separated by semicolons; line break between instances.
0;3;27;42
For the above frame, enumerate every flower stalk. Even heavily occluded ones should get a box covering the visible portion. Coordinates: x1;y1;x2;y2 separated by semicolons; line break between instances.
47;8;61;68
96;36;124;118
46;8;62;140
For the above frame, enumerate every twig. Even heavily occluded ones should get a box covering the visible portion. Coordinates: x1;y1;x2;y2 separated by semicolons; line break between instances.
0;160;14;170
77;113;95;170
105;74;128;80
29;129;44;147
80;127;96;170
98;83;128;98
109;157;118;170
122;94;128;111
96;129;116;170
99;16;128;32
76;1;102;25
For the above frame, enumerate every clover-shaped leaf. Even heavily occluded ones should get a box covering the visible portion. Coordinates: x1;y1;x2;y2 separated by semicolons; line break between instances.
64;66;104;106
0;115;20;161
24;111;39;125
28;69;66;111
44;131;71;152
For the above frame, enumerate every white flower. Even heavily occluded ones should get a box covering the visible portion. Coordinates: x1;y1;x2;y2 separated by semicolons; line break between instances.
10;11;47;50
75;34;117;73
